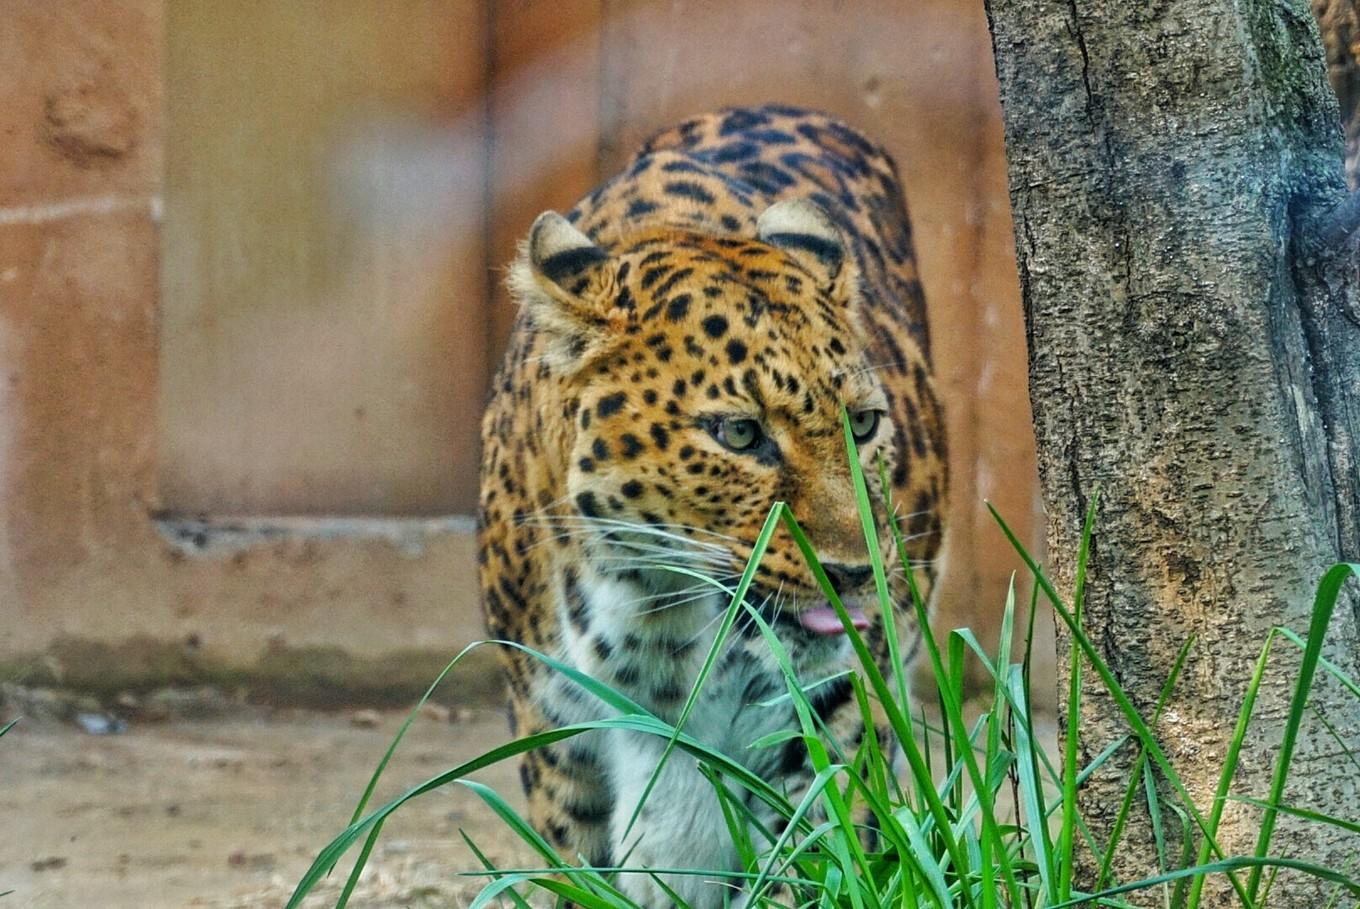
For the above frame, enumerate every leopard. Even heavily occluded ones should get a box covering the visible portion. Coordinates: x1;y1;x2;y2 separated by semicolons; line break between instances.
478;104;947;908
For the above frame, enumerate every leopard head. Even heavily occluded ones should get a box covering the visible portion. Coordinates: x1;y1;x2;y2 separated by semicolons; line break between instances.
509;200;903;634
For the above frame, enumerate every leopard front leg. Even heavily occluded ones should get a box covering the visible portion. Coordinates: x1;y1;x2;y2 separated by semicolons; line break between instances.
511;691;615;869
608;729;749;909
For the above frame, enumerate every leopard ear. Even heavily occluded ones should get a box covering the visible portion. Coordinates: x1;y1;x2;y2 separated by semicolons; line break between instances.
509;211;621;368
756;199;848;292
523;211;613;302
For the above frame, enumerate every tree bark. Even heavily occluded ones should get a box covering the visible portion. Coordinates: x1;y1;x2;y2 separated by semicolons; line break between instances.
983;0;1360;904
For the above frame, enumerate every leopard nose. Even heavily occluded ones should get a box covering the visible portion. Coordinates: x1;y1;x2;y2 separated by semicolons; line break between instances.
821;562;874;595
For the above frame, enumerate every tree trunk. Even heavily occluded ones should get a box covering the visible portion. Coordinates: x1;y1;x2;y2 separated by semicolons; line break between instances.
983;0;1360;904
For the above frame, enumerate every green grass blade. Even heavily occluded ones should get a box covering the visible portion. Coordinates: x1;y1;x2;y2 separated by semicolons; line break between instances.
988;502;1251;904
1275;627;1360;699
840;413;1018;908
328;641;491;896
1049;855;1360;908
466;873;542;909
841;412;908;711
741;602;880;909
1022;576;1040;686
946;631;970;817
287;723;600;908
306;718;790;904
778;507;980;909
897;807;957;908
345;643;478;826
1308;704;1360;777
501;639;652;717
1247;562;1360;900
1185;629;1277;909
460;830;537;909
1058;492;1096;903
289;703;796;908
514;877;628;909
1167;801;1197;909
1232;796;1360;835
334;816;383;909
461;777;642;906
645;873;694;909
954;619;1125;902
949;629;1000;681
0;719;16;738
745;765;842;903
1097;638;1193;896
1140;757;1169;908
460;779;571;870
985;581;1017;905
462;864;805;885
703;763;762;873
623;504;787;839
1074;736;1129;788
1007;666;1055;904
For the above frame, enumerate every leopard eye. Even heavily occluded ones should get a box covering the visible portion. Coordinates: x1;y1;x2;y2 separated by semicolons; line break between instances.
849;409;882;444
715;418;763;452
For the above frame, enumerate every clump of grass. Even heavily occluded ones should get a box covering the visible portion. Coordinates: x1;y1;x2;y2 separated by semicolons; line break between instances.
288;416;1360;909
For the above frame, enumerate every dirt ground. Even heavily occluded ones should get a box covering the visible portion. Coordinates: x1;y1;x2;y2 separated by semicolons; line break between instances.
2;705;536;908
3;697;1057;908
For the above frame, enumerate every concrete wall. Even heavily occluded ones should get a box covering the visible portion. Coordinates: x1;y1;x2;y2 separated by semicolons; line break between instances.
0;1;1046;704
0;1;493;703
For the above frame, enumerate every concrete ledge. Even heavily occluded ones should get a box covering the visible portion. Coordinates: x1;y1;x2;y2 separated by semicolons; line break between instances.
0;635;506;709
152;514;478;558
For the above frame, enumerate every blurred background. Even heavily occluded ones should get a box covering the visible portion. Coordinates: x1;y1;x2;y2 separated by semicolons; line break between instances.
0;1;1049;904
0;0;1043;707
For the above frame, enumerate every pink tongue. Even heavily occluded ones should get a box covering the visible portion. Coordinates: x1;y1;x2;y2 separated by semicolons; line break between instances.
798;605;869;636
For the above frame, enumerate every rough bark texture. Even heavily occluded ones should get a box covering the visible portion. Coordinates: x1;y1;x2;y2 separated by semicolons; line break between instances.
984;0;1360;904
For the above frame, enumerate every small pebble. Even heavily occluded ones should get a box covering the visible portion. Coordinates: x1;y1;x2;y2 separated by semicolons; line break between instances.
418;702;451;723
76;712;127;735
350;709;381;729
227;850;276;871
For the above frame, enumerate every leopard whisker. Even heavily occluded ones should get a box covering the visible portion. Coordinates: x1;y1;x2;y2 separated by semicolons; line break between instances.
895;528;941;544
632;587;730;616
592;548;734;571
586;540;731;562
680;605;732;649
833;361;894;380
620;584;718;612
771;581;787;633
733;589;778;642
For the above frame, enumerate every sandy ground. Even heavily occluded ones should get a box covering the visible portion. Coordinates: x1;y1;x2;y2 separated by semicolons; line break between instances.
2;701;1058;908
2;707;535;908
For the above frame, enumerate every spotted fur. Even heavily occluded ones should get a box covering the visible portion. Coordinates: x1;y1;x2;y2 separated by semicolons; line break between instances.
479;105;947;908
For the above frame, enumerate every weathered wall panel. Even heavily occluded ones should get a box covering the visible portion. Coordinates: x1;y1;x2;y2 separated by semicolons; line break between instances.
1;1;1044;697
160;0;490;515
0;2;491;701
487;0;606;356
